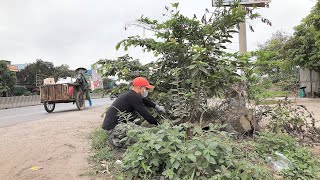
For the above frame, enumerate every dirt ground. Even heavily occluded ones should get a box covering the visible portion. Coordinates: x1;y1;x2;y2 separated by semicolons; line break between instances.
0;106;107;180
295;98;320;126
0;98;320;180
294;98;320;155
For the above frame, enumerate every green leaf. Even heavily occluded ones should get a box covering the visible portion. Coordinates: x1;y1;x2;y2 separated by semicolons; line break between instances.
173;161;180;169
187;64;197;69
150;158;159;166
191;69;199;78
172;2;179;8
187;154;197;162
195;151;202;156
155;144;162;150
192;54;201;61
115;42;121;50
209;142;218;149
199;66;210;75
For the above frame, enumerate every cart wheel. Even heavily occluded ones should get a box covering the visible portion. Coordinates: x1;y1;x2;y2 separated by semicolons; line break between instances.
44;102;55;113
76;91;85;110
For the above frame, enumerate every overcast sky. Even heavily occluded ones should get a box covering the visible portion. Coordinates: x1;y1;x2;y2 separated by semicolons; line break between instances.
0;0;317;70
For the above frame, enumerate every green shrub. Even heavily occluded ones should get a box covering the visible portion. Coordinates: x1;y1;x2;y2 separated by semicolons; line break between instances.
13;85;27;96
24;91;31;96
121;123;271;179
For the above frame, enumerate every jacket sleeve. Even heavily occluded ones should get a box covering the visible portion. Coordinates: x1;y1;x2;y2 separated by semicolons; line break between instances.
131;97;159;125
142;98;156;108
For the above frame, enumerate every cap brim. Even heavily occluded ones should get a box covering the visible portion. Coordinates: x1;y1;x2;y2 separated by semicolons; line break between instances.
145;85;155;89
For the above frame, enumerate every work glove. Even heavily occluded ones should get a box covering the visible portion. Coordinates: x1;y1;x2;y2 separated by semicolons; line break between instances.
155;105;166;113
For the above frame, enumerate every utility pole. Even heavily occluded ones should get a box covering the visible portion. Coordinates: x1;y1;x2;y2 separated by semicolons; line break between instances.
239;20;247;53
212;0;271;54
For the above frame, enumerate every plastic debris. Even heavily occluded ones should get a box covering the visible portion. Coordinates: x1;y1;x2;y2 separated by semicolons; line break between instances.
115;160;122;165
267;151;292;172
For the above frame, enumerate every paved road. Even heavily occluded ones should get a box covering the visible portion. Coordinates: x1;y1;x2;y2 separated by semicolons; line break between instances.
0;98;113;128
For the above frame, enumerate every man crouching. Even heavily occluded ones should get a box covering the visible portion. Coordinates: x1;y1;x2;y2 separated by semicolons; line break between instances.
102;77;165;148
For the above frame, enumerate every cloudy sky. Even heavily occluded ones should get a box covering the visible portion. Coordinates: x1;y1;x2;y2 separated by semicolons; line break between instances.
0;0;317;70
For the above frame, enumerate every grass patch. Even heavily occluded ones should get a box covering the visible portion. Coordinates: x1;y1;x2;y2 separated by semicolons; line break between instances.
258;100;278;105
90;127;108;150
89;128;114;163
80;128;116;179
256;91;290;99
86;127;125;180
268;91;290;97
91;148;114;164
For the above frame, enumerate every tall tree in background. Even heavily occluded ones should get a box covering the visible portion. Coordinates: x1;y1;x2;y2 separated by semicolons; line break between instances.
53;64;75;80
256;31;297;89
17;60;76;90
16;59;55;89
288;0;320;71
0;60;17;96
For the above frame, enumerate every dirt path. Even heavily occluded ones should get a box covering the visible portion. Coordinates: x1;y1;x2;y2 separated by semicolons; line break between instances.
0;106;106;180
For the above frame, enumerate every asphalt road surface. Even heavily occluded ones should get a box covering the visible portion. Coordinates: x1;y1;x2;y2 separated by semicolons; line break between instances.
0;98;113;128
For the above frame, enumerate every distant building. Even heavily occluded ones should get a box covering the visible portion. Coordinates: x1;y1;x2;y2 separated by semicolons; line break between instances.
299;68;320;97
87;65;103;91
3;61;18;72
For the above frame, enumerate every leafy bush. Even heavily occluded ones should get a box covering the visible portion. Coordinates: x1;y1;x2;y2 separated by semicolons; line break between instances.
13;85;27;96
268;99;305;134
121;123;272;179
255;131;320;179
24;91;31;96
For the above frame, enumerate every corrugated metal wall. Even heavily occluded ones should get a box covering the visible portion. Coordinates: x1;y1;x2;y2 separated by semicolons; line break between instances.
299;68;320;94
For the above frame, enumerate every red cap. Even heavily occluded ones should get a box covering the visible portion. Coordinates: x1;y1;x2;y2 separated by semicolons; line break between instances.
132;77;155;89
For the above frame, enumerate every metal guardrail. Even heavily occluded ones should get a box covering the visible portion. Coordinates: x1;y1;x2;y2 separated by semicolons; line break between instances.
0;95;41;109
0;93;104;109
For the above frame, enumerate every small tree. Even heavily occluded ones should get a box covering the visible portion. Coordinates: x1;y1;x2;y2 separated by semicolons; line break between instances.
255;31;297;90
288;0;320;71
97;3;269;124
0;60;17;96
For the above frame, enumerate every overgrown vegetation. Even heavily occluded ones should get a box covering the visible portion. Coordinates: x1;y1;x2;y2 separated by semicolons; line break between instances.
117;123;320;179
255;131;320;179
